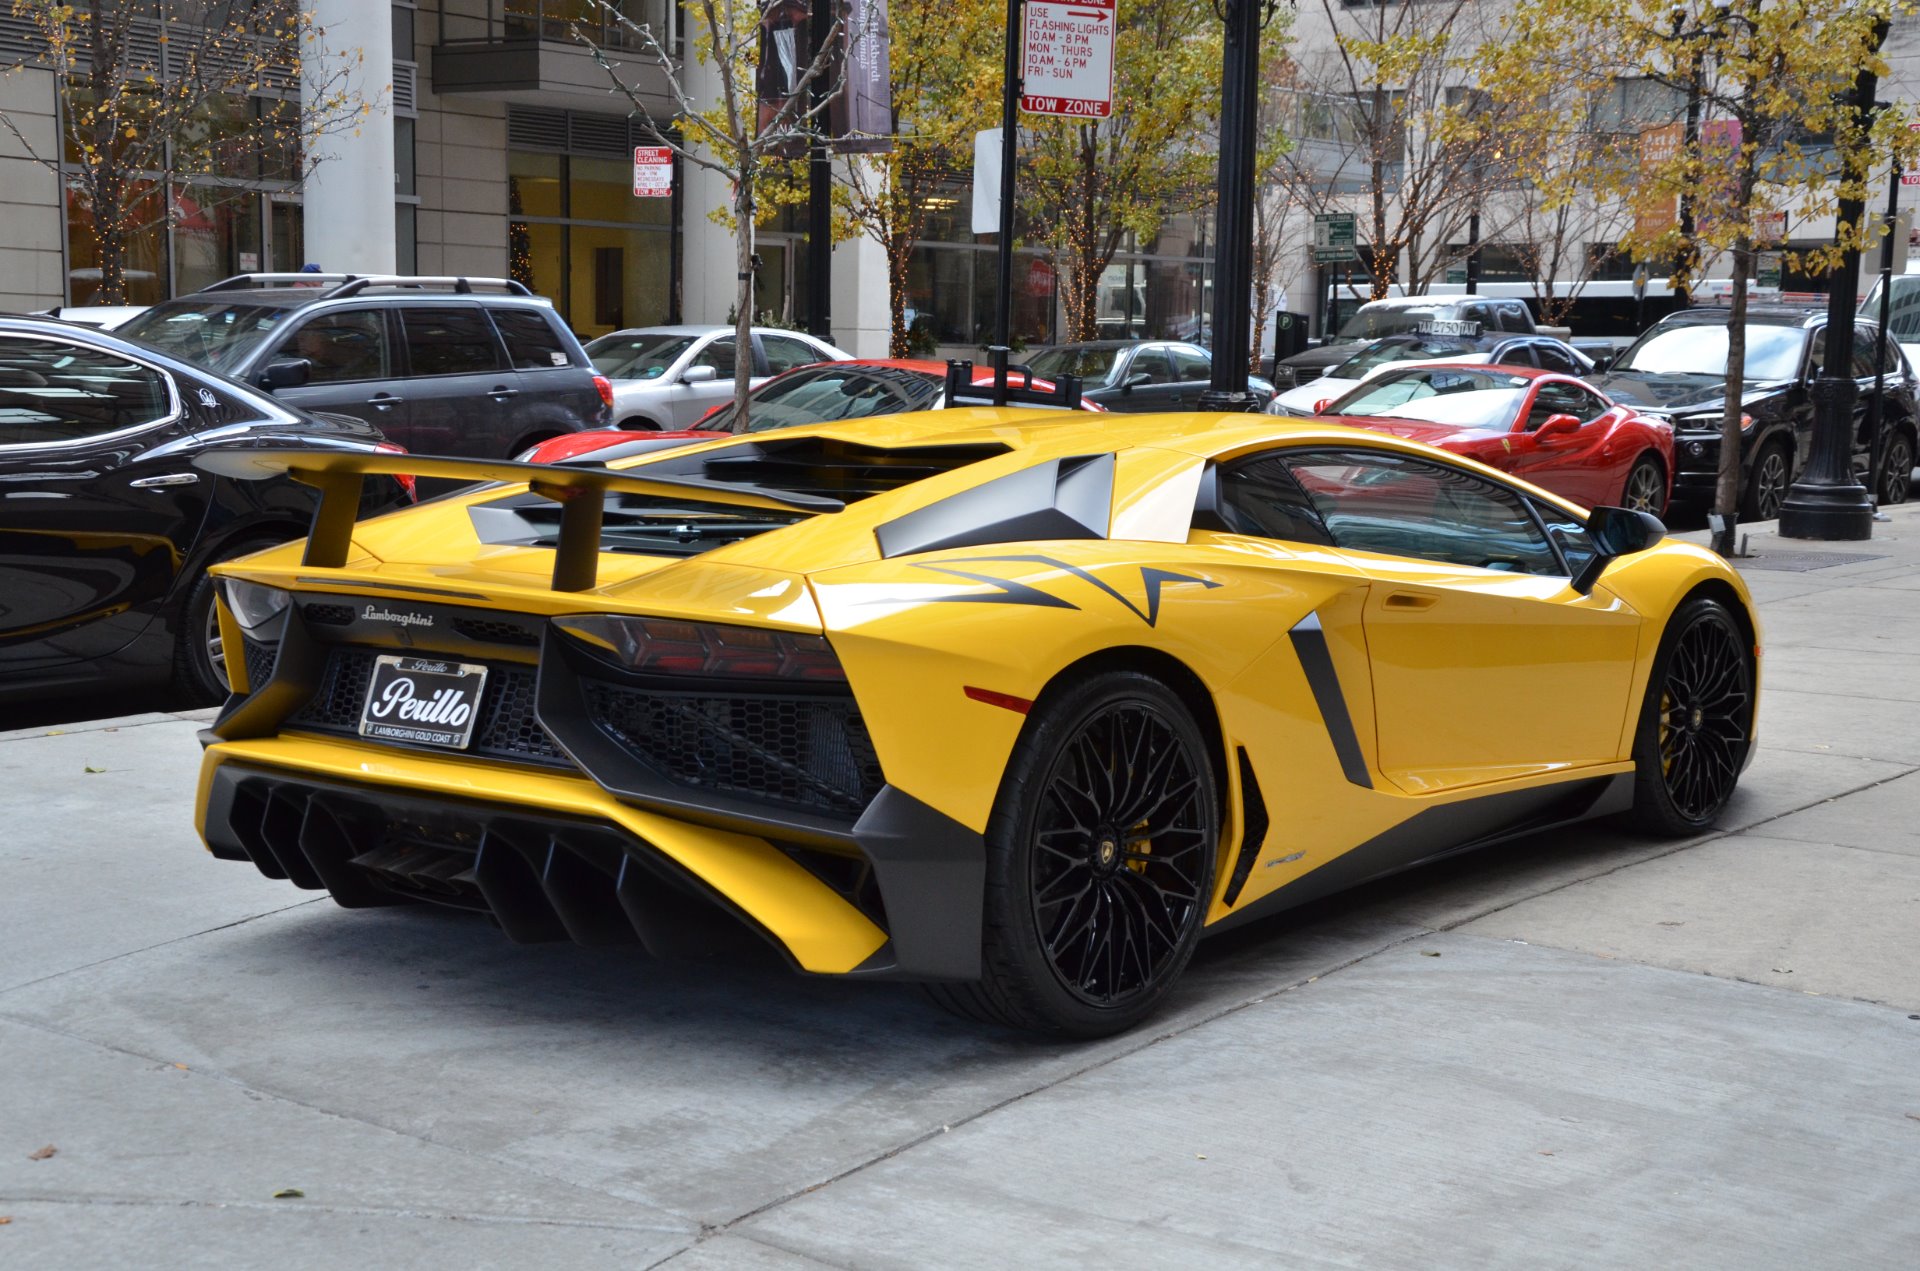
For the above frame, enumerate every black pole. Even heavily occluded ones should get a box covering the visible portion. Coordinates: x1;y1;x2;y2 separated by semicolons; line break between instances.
1865;155;1900;505
804;0;833;340
1464;210;1481;295
1198;0;1260;411
991;0;1022;405
1779;28;1886;541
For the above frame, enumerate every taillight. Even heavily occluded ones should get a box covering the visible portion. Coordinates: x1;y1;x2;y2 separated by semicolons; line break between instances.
374;441;416;501
555;614;845;681
593;374;615;409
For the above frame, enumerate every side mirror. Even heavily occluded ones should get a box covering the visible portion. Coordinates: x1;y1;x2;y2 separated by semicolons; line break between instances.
1121;372;1151;393
1312;398;1333;415
1587;351;1615;372
1536;413;1582;438
259;358;311;391
681;364;718;384
1571;505;1668;594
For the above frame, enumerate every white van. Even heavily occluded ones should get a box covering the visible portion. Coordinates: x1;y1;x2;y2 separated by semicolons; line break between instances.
1858;272;1920;369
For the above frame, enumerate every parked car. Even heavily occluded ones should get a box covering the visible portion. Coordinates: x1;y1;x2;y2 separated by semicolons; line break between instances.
115;273;611;460
522;358;1103;464
31;304;148;330
1267;333;1594;416
585;325;851;431
1593;305;1918;516
0;315;413;706
1857;271;1920;371
1317;363;1674;514
1272;294;1542;390
1022;340;1276;411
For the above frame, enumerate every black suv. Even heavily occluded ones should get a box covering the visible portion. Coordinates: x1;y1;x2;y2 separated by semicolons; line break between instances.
117;274;611;459
1596;306;1918;518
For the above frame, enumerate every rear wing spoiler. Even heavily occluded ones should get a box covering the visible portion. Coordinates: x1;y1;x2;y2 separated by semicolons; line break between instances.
193;448;841;593
944;356;1083;410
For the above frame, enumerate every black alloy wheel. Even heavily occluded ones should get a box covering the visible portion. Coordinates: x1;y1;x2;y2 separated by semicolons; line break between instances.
1622;454;1667;515
1742;442;1790;521
1626;597;1753;835
925;671;1219;1037
1880;432;1913;506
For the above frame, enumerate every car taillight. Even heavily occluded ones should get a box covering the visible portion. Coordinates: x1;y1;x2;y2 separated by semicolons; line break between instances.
554;615;846;681
593;374;615;408
374;441;416;500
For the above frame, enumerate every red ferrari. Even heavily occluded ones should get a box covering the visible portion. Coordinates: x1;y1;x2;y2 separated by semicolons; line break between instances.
1316;364;1674;513
524;357;1102;464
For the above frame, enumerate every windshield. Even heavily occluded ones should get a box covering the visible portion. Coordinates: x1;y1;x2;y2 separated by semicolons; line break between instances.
1025;346;1120;383
1331;338;1477;378
118;302;288;371
701;365;941;434
1329;368;1531;430
1612;322;1806;380
586;332;696;380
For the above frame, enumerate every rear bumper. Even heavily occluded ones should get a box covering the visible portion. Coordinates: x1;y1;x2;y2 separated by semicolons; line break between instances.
197;738;986;980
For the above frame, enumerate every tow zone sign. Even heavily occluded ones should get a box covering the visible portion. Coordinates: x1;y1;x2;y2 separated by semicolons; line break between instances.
1021;0;1115;119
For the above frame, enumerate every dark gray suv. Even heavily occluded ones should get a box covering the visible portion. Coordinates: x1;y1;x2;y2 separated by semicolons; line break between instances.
118;274;612;458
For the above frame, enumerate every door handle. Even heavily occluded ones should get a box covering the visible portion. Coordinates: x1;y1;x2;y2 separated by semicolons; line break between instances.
367;393;404;409
129;472;200;490
488;386;520;399
1383;591;1438;611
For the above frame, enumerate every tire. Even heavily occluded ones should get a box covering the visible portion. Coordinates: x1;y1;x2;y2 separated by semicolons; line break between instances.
1879;430;1914;506
175;538;281;706
616;417;662;432
1740;440;1790;521
1620;453;1667;516
1624;597;1755;837
924;671;1220;1038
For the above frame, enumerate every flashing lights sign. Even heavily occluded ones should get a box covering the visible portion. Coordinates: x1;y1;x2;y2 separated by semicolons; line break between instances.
1020;0;1115;118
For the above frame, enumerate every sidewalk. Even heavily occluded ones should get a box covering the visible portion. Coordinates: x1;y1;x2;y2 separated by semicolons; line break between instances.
1;506;1917;1269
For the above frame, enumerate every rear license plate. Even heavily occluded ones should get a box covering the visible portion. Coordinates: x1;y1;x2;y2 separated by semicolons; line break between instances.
358;655;489;750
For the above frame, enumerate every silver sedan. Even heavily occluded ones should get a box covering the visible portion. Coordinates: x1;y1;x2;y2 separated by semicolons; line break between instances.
584;325;852;430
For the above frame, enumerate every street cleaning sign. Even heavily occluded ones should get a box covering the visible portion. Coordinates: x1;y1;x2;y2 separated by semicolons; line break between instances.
1312;213;1358;264
1021;0;1115;118
632;146;672;198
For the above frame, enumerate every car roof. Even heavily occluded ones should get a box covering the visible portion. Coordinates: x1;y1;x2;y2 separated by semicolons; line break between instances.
1660;305;1826;328
1037;340;1186;351
595;325;831;339
1367;361;1556;380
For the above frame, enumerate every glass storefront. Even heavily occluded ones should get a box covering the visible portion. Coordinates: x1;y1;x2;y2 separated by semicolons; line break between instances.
509;148;675;337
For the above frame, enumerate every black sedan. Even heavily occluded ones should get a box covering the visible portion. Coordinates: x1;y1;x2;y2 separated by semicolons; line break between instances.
0;315;413;707
1595;305;1918;517
1024;340;1277;412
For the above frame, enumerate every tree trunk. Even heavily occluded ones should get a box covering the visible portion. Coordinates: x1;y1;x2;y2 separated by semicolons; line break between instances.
733;171;757;426
94;172;127;306
888;229;912;357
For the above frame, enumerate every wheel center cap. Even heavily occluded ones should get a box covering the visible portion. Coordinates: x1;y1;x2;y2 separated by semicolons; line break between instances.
1096;837;1119;868
1690;707;1704;730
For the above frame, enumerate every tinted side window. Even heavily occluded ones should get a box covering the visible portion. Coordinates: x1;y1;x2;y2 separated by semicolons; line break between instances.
1283;449;1563;575
1494;341;1539;368
1498;302;1532;332
1535;342;1581;373
1529;381;1609;426
1169;346;1211;381
287;309;389;383
1129;348;1175;384
0;337;172;445
689;337;736;378
1536;502;1596;577
762;334;825;374
490;308;573;370
1212;457;1334;546
1850;328;1880;378
401;307;504;377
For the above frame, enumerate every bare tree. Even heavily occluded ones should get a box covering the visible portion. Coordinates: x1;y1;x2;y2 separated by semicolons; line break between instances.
1;0;369;304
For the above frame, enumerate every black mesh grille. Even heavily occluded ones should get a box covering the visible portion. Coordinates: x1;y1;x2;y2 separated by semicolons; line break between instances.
289;648;570;768
240;638;278;694
303;603;355;626
453;617;541;647
581;681;883;817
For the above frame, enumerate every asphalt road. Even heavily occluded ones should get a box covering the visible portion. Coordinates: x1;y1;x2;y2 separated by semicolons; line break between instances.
2;507;1917;1269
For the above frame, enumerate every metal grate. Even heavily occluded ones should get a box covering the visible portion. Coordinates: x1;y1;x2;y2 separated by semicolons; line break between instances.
453;616;542;647
1733;551;1888;573
303;603;355;627
508;105;669;155
290;648;570;767
582;681;884;817
241;638;278;695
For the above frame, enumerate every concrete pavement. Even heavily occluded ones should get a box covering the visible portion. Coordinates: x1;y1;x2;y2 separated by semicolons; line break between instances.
3;506;1919;1269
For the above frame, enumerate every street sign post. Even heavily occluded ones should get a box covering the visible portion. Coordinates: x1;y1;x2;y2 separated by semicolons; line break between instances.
632;146;672;198
1312;213;1358;263
1020;0;1115;118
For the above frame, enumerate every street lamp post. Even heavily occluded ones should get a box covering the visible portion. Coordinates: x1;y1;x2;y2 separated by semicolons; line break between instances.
1198;0;1263;412
1778;30;1886;541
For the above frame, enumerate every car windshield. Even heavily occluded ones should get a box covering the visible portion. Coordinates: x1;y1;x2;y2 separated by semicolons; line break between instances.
1328;368;1531;429
586;332;696;380
118;302;288;372
1611;322;1806;380
1334;307;1455;342
1332;338;1476;377
1025;346;1121;383
701;365;941;434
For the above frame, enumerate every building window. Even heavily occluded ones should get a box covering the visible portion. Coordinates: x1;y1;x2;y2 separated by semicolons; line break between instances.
507;140;673;336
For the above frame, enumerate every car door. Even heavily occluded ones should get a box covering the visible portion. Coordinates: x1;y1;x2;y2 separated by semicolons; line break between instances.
1166;344;1215;410
666;335;744;427
0;333;211;672
395;304;519;457
258;306;408;437
1280;447;1642;794
1505;379;1619;507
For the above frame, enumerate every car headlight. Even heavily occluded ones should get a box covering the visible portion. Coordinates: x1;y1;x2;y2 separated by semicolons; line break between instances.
223;579;291;635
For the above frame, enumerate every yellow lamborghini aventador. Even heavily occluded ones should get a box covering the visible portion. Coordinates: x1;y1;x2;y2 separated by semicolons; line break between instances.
191;406;1759;1037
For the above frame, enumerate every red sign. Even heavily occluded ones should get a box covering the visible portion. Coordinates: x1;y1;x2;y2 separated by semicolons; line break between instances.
1020;0;1115;119
632;146;673;198
1026;259;1056;297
